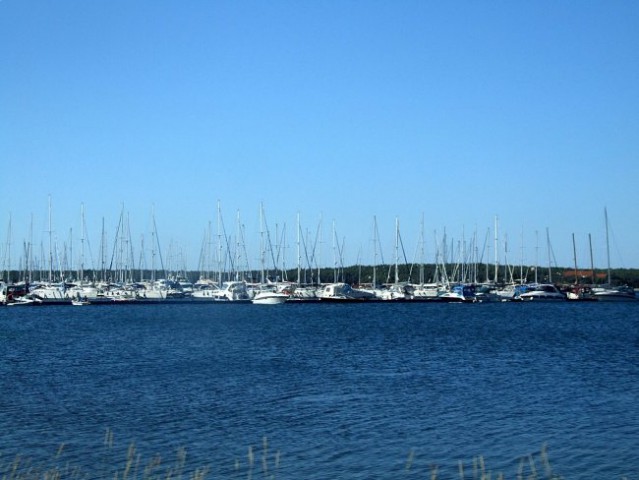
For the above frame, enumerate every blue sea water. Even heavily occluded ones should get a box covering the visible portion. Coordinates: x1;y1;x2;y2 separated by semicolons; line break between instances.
1;301;638;479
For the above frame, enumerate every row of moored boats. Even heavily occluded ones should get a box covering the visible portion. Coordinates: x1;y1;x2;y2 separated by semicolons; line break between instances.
1;278;637;306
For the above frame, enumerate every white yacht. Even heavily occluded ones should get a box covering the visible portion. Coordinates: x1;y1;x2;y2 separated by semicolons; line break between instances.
251;290;290;305
191;285;225;300
290;285;320;301
409;283;443;300
591;285;637;301
219;281;251;301
29;282;71;304
438;284;478;303
361;284;409;301
518;284;566;301
317;283;376;301
66;283;100;302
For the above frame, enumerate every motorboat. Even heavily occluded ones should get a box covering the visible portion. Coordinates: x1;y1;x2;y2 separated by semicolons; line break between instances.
591;285;637;301
191;285;225;301
66;283;100;301
409;283;443;300
518;284;566;301
317;283;376;301
438;284;477;303
219;281;251;301
367;284;410;301
29;283;72;305
566;285;598;301
289;285;320;301
251;290;289;305
6;295;41;306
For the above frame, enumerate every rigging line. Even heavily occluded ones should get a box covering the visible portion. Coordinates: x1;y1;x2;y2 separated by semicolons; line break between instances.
398;229;410;282
152;213;166;276
218;209;235;274
309;219;322;268
108;209;123;275
261;208;279;274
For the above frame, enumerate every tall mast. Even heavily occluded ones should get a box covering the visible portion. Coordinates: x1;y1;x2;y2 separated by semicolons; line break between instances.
48;195;53;283
333;220;337;282
79;203;85;283
546;227;552;283
280;222;287;281
520;226;524;284
235;210;241;281
604;207;611;285
68;227;73;281
217;201;223;285
200;220;211;280
118;205;125;283
484;227;491;283
260;204;265;284
394;217;400;284
297;212;302;285
589;233;595;285
151;207;156;282
372;216;378;287
207;220;212;280
493;215;499;284
534;230;539;284
419;213;425;285
503;233;509;284
317;215;322;285
4;213;11;283
27;214;33;283
572;233;578;285
101;217;106;282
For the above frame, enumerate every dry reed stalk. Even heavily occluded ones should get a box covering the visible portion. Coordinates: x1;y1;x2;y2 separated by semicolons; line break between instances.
0;434;569;480
540;443;553;479
143;454;162;479
246;445;254;480
191;466;210;480
7;455;21;480
527;454;537;480
172;446;187;480
55;445;65;459
479;455;486;479
517;456;525;480
122;442;136;480
104;428;114;449
405;449;415;471
261;437;268;477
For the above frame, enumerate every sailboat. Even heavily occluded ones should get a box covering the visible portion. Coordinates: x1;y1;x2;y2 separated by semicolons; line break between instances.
592;208;637;301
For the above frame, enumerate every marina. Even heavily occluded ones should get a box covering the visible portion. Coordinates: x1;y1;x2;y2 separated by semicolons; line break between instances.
2;275;638;306
2;202;636;306
2;2;637;478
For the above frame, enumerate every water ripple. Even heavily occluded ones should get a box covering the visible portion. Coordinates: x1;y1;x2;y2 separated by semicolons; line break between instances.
1;302;638;479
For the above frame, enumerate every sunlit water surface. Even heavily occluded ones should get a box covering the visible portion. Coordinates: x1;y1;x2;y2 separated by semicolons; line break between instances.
1;301;638;479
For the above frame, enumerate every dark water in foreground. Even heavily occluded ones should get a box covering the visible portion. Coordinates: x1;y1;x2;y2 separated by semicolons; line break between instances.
1;301;638;479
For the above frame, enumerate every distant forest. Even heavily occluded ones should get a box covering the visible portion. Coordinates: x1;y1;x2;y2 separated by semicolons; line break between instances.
275;264;639;288
3;264;639;288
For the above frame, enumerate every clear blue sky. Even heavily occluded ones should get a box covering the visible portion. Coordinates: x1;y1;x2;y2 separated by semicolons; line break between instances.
1;1;638;274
